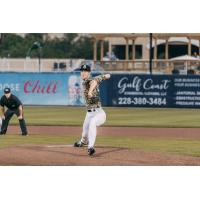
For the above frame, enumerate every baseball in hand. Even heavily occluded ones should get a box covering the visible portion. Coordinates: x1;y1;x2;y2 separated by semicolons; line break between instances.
88;92;93;98
104;74;111;79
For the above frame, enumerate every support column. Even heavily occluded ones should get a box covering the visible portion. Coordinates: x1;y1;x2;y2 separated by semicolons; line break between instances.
125;38;129;60
199;40;200;56
154;37;157;68
108;41;112;55
199;39;200;70
188;37;191;56
125;38;129;70
100;40;104;61
132;39;135;60
132;39;135;69
108;41;112;70
93;38;97;61
188;37;192;72
165;38;169;67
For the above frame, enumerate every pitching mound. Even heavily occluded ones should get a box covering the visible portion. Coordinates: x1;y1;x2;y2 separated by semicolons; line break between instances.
0;144;200;166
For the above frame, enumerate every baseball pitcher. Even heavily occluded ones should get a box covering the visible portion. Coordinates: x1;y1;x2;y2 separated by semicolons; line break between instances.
74;64;111;156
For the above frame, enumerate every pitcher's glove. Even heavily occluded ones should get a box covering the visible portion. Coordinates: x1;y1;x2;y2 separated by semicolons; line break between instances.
89;96;99;104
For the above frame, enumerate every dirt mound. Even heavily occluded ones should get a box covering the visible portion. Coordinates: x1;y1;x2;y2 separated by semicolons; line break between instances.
0;145;200;166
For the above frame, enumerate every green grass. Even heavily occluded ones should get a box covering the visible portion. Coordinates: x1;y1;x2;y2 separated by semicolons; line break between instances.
97;136;200;157
2;106;200;159
8;106;200;128
1;134;200;157
0;135;78;148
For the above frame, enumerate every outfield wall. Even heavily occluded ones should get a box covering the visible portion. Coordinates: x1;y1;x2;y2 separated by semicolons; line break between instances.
0;72;200;108
0;72;84;105
106;74;200;108
0;72;107;106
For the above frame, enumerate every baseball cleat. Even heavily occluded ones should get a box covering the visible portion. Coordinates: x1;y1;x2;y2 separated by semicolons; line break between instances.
88;148;95;156
74;141;87;147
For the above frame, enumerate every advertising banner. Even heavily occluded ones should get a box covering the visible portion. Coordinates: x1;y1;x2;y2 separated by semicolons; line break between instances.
0;72;84;105
173;76;200;107
107;74;200;108
1;72;200;108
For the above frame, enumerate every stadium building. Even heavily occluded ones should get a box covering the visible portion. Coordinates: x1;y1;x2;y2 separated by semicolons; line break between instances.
1;33;200;74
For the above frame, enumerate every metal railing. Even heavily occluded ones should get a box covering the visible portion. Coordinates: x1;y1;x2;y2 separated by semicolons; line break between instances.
1;58;200;74
0;58;85;72
94;60;200;74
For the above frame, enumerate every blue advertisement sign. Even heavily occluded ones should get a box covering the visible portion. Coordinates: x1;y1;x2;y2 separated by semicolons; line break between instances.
106;74;200;108
173;76;200;108
0;72;85;105
1;72;200;108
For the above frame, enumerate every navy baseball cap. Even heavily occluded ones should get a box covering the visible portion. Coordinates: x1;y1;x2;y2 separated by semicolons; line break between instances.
4;88;11;94
80;64;91;72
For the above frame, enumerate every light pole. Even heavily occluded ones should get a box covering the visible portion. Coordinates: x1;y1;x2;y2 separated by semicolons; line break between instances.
26;41;42;72
149;33;153;74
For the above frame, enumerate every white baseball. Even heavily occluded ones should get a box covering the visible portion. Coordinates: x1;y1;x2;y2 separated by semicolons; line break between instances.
104;74;111;79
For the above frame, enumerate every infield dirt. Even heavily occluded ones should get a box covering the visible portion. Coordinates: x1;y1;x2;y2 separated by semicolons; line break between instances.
0;125;200;165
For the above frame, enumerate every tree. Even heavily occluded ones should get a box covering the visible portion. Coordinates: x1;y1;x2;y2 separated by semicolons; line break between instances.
0;33;97;59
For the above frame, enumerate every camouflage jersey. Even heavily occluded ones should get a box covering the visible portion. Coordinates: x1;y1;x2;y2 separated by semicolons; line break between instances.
82;75;106;110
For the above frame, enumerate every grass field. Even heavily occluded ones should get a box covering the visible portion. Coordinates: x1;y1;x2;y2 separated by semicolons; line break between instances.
9;106;200;128
1;135;200;157
1;106;200;162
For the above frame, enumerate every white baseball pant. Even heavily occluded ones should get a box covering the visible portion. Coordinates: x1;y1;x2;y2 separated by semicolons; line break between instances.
81;108;106;148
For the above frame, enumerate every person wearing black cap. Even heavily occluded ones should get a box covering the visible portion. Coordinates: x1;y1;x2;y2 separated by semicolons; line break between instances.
74;64;111;156
0;88;28;136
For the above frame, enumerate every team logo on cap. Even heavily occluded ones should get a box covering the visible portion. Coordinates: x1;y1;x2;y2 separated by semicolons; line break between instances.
83;65;87;69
